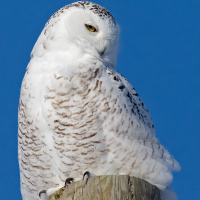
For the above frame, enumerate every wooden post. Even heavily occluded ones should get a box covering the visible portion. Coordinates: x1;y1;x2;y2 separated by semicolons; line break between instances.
49;175;161;200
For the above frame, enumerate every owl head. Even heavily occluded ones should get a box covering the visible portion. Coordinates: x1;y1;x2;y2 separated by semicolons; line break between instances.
31;1;119;68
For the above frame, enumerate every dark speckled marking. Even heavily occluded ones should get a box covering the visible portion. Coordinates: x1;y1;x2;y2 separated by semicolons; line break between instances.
118;85;125;91
127;92;133;103
45;1;115;28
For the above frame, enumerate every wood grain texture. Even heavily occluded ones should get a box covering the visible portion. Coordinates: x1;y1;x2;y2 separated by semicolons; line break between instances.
49;175;161;200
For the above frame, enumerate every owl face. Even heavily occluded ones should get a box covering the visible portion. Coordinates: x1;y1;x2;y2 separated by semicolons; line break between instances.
64;8;119;64
32;2;119;68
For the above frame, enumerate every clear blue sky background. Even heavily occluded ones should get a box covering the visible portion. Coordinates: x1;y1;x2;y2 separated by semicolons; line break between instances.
0;0;199;199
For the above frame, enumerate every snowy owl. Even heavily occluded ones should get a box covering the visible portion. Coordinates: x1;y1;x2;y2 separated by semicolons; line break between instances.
18;1;180;200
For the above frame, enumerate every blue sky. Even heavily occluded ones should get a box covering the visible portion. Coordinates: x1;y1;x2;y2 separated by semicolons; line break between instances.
0;0;199;199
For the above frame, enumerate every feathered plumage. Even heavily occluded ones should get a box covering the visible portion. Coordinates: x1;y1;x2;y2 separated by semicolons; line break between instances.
18;2;180;200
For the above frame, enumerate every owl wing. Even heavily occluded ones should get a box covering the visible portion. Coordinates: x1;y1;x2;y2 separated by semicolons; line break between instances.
101;67;180;188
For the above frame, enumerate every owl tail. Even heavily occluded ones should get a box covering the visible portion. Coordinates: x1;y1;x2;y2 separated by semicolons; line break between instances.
160;188;178;200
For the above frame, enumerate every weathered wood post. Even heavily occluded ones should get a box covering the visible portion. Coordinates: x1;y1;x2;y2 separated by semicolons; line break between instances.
49;175;161;200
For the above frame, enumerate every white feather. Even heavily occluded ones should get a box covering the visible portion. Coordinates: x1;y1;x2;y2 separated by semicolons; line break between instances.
18;2;180;200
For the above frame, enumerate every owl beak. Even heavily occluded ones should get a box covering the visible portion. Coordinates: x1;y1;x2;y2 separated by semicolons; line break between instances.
99;47;106;56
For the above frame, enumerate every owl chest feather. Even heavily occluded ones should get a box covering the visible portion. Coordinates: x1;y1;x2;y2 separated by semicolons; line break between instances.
19;64;148;172
19;65;111;191
39;66;113;173
19;63;179;199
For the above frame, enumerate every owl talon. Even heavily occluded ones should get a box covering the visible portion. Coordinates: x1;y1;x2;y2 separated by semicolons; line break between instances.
65;178;74;186
83;171;91;184
39;190;46;198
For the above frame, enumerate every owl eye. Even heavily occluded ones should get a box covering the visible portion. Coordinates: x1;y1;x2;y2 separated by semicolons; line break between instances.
85;24;97;32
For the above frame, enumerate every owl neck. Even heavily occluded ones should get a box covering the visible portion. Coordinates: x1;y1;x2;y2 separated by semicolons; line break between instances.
28;48;106;78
